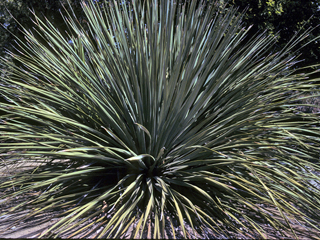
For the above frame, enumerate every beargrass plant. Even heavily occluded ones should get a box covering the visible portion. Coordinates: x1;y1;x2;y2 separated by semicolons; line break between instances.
1;0;320;238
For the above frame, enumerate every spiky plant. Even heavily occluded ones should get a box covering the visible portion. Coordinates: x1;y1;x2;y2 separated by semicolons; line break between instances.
1;0;320;238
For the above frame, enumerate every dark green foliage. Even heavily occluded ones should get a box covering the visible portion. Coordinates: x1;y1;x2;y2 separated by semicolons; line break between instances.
0;0;320;238
0;0;84;58
226;0;320;68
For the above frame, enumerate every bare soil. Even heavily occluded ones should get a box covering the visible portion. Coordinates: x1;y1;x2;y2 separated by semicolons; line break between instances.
1;159;320;239
1;199;320;239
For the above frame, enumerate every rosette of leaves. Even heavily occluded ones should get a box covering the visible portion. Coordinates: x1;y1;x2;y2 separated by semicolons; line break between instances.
1;0;320;239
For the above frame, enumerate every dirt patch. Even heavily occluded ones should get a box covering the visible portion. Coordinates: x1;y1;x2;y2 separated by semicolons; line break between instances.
1;205;320;239
1;159;320;239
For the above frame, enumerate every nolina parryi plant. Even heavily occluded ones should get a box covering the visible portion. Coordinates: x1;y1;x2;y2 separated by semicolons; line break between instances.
1;0;320;238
